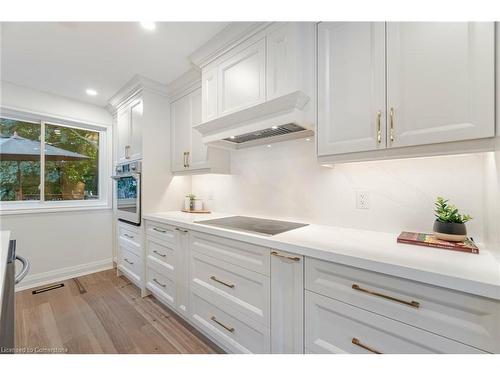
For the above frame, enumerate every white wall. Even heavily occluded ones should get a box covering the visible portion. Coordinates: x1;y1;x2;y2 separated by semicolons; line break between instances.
1;210;113;289
0;81;114;289
192;139;495;246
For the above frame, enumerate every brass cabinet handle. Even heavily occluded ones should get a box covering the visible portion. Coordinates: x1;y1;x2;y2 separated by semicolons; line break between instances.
183;151;190;168
175;227;188;233
124;258;133;265
123;233;134;239
153;278;166;288
210;275;235;289
183;152;187;168
153;250;166;258
376;110;382;144
210;316;235;333
271;251;301;262
352;284;420;308
125;145;131;159
152;227;167;233
352;338;382;354
389;107;395;142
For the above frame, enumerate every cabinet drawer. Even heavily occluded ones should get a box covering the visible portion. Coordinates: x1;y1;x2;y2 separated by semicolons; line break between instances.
190;231;270;276
190;291;270;354
147;267;175;308
146;221;176;244
118;223;141;253
305;257;500;353
305;291;484;354
118;244;141;284
146;237;175;277
191;251;270;326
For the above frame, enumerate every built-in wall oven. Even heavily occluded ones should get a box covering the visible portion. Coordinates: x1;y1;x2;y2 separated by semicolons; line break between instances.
112;161;141;225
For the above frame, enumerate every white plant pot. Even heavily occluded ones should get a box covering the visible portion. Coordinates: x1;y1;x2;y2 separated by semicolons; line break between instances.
194;199;203;211
184;197;191;211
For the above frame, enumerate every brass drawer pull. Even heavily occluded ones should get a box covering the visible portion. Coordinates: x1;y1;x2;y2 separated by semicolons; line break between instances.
376;110;382;144
153;250;166;258
271;251;300;262
210;275;235;289
352;284;420;308
210;316;235;333
175;228;188;233
152;227;167;233
124;258;134;265
153;278;166;288
352;338;382;354
123;233;134;239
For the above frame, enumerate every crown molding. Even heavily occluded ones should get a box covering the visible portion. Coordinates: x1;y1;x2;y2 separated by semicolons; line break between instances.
166;67;201;102
189;22;274;68
107;74;169;113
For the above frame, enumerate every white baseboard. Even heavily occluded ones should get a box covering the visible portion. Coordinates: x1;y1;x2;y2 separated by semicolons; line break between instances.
16;258;114;291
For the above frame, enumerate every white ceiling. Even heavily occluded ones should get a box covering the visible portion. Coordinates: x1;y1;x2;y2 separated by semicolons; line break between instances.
0;22;227;106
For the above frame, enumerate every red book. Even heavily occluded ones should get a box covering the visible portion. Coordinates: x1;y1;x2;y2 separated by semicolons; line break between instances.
397;231;479;254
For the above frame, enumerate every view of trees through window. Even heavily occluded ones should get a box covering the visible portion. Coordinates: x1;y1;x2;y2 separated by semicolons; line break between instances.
0;117;100;202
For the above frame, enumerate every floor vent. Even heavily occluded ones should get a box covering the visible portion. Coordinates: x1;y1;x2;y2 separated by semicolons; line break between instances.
32;283;65;295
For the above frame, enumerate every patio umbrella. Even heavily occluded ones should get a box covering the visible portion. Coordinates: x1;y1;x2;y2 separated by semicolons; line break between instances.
0;132;89;199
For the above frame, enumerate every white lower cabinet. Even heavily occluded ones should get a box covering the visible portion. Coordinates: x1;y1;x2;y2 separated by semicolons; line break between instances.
117;221;143;288
305;291;484;354
190;291;270;354
270;250;304;354
142;220;498;354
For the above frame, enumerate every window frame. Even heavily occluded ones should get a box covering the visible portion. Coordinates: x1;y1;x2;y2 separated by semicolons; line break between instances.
0;108;112;214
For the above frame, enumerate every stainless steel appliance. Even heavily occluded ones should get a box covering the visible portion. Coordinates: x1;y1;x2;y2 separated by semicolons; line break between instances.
112;161;141;225
195;216;308;236
0;240;30;354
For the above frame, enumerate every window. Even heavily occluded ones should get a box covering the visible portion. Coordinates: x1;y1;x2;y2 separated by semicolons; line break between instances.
0;113;109;211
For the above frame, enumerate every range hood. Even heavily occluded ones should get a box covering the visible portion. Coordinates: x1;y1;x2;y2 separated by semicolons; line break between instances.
193;90;314;149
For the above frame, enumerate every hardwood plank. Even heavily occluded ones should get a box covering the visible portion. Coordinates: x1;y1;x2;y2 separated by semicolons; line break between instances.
14;269;222;354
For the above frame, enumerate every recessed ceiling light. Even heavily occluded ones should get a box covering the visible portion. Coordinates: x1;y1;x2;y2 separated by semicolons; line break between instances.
305;138;311;141
140;22;156;31
86;88;97;96
230;136;235;139
267;144;272;148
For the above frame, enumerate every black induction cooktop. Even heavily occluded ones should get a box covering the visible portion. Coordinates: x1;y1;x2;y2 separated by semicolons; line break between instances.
195;216;308;236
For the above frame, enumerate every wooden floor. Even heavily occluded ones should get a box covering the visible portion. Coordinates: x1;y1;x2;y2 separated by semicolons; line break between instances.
15;269;223;354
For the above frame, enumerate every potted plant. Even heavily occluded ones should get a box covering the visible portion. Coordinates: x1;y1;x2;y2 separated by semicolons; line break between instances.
185;193;196;211
433;197;472;242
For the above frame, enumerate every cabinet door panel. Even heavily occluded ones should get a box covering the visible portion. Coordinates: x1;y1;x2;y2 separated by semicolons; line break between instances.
189;88;210;170
170;94;191;172
116;107;130;163
267;24;298;99
317;22;386;156
202;68;218;122
386;22;495;147
129;100;143;160
218;38;266;116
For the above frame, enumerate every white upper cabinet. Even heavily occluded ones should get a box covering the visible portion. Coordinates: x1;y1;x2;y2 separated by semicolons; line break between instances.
171;86;229;174
317;21;495;161
171;92;192;172
116;106;130;163
116;99;143;162
386;22;495;148
201;67;218;122
129;100;143;160
217;38;266;117
317;22;386;156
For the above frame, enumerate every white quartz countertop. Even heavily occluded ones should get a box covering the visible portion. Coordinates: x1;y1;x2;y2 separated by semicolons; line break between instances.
143;211;500;300
0;231;11;321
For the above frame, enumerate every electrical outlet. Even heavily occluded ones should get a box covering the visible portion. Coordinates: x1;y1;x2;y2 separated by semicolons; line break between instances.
356;191;370;209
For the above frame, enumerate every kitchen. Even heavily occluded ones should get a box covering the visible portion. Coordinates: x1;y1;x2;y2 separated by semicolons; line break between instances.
0;1;500;371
